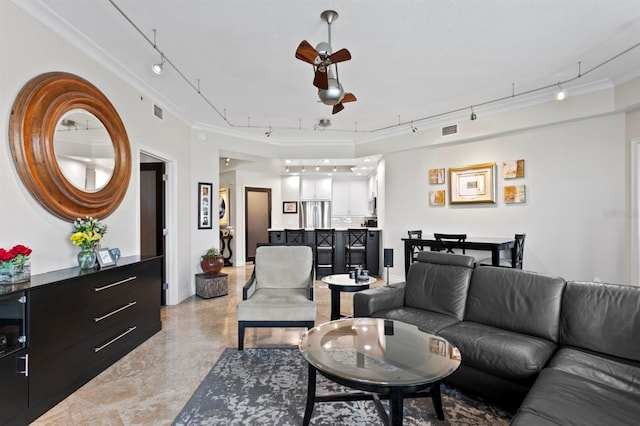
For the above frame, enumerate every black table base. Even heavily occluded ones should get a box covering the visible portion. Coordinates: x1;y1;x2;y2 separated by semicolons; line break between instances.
302;363;444;426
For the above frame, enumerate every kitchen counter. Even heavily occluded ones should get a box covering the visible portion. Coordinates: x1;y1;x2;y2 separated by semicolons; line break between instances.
268;229;380;277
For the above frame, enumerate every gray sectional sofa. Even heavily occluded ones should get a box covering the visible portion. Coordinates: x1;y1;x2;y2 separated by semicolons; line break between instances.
353;251;640;424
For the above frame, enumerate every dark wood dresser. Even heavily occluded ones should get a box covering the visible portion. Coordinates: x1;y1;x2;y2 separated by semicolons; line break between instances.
0;256;162;425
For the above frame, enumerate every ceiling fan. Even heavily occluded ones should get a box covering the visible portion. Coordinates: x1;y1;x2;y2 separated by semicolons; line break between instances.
295;10;357;114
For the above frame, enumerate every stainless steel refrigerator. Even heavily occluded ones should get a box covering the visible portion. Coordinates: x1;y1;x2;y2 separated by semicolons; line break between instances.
300;201;332;228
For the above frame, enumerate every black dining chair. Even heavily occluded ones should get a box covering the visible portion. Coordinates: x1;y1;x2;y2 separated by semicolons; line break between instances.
407;230;423;263
433;233;467;254
479;233;526;269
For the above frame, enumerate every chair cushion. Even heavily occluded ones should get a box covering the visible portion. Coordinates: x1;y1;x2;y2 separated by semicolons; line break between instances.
236;288;316;321
371;307;461;334
560;281;640;362
254;245;313;289
512;368;640;426
548;347;640;397
464;266;565;341
438;321;557;381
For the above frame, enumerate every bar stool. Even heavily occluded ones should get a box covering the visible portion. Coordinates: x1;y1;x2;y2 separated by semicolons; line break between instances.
345;228;367;270
314;228;335;277
285;228;305;244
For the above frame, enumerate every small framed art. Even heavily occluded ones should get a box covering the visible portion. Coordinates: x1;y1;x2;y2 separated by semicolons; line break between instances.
429;190;445;206
503;159;525;179
283;201;298;214
429;168;445;184
95;247;116;268
198;182;213;229
504;184;526;204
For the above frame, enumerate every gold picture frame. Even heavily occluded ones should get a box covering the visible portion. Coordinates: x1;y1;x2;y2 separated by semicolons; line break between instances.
429;190;445;206
449;163;497;204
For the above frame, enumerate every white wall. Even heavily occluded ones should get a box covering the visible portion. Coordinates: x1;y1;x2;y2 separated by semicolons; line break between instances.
383;114;627;284
0;2;196;304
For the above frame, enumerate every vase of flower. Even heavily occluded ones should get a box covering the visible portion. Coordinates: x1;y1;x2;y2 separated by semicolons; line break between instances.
0;244;32;284
70;217;107;269
77;247;97;269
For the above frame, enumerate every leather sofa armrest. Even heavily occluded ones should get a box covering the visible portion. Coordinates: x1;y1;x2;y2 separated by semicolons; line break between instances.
353;283;406;317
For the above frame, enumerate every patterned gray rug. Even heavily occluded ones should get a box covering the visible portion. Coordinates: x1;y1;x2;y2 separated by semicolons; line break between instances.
173;348;514;425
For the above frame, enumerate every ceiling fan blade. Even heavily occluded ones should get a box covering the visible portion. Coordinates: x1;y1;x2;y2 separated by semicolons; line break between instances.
332;103;345;114
329;48;351;64
342;93;357;103
313;69;329;90
295;40;319;64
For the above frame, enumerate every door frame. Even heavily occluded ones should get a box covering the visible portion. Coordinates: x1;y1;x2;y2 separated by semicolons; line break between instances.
140;162;166;304
245;187;272;262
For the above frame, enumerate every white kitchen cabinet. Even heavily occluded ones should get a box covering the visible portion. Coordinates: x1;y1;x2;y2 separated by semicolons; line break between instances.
300;177;332;200
332;179;368;216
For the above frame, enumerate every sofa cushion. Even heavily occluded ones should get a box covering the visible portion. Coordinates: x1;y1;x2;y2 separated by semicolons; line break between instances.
372;307;461;333
465;266;565;341
560;281;640;362
512;368;640;426
548;347;640;397
438;321;557;381
404;251;475;320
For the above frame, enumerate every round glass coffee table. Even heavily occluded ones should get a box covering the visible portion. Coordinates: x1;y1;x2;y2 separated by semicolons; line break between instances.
321;274;377;320
299;317;461;425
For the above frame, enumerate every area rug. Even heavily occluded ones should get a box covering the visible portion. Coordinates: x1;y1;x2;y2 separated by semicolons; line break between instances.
173;348;515;425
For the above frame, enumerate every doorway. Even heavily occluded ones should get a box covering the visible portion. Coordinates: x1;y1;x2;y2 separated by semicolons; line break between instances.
245;187;271;262
140;160;167;305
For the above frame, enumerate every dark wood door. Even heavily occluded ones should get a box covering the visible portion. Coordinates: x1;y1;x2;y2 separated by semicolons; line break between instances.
140;162;166;305
245;187;271;262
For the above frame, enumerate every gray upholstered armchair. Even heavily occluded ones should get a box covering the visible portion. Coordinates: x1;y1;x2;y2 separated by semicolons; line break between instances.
236;245;316;350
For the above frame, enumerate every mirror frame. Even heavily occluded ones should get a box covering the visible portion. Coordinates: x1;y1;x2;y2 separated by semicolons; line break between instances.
9;72;131;221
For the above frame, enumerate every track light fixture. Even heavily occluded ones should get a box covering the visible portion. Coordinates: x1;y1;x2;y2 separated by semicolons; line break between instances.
285;166;290;173
152;54;165;74
555;83;566;101
265;126;272;137
470;106;477;121
315;166;320;171
410;121;418;133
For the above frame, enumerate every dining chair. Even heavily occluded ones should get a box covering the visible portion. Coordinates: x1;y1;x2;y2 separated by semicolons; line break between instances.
479;233;526;269
433;233;467;254
314;228;335;277
407;230;423;263
345;228;367;270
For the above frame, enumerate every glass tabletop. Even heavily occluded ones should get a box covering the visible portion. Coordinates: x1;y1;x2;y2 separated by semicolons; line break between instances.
321;274;377;286
299;318;461;387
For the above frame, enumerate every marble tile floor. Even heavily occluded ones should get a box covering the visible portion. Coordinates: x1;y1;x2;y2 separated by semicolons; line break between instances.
32;266;386;425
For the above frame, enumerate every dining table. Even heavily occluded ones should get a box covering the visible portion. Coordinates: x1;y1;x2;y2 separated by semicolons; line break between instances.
401;236;516;277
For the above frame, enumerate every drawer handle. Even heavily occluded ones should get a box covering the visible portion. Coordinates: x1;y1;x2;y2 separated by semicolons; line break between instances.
18;354;29;377
93;326;137;353
93;301;137;323
94;276;137;292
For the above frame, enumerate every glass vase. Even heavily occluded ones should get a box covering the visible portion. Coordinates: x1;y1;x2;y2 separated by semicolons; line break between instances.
77;248;97;269
0;260;31;284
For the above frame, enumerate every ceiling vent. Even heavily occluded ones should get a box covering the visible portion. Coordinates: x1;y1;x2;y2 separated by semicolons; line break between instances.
153;103;164;121
441;124;458;137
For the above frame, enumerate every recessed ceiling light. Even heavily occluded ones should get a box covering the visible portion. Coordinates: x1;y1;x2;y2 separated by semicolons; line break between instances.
364;158;371;162
323;159;331;163
285;159;292;164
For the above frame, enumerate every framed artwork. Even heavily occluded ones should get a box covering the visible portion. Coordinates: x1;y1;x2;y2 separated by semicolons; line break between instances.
429;190;446;206
283;201;298;214
95;247;116;268
504;184;526;204
219;187;229;226
449;162;497;204
198;182;213;229
429;168;445;184
503;159;525;179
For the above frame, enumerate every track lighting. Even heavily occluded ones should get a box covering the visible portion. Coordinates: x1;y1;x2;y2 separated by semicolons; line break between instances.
470;106;477;121
315;166;320;171
333;166;337;173
152;54;165;74
555;83;566;101
302;166;306;172
285;166;290;173
265;126;272;137
410;121;417;133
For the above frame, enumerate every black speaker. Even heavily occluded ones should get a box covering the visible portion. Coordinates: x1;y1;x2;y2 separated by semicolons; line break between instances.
383;248;394;267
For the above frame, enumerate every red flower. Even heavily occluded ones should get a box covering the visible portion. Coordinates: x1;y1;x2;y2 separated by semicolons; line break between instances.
0;245;32;262
0;249;12;261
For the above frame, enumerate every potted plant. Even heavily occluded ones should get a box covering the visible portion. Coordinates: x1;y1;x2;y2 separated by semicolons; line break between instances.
200;248;224;275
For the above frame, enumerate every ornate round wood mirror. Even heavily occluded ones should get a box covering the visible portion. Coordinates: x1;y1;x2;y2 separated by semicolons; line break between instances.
9;72;131;221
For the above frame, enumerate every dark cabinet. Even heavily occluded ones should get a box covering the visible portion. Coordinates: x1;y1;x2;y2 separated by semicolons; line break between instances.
0;256;162;426
0;348;28;424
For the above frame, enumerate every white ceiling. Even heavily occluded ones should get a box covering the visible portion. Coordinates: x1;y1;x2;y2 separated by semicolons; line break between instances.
17;0;640;152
